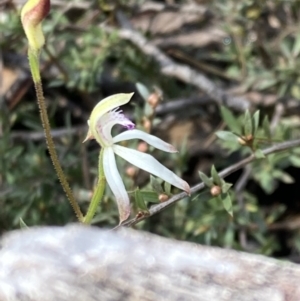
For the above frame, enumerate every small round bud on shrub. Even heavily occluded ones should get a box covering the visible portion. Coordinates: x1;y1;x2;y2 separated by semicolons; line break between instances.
238;137;247;146
159;194;169;202
238;134;253;146
147;93;160;109
21;0;50;51
142;117;151;132
137;142;148;153
126;167;137;178
210;185;221;197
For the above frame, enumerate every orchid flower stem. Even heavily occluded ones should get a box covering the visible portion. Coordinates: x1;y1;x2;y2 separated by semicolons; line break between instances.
83;148;106;224
28;48;83;222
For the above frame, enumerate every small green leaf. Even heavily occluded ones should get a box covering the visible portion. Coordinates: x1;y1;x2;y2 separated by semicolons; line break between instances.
140;190;159;203
259;172;275;194
135;188;149;212
256;77;277;91
273;170;294;184
278;82;288;97
220;106;241;134
280;40;291;59
246;203;258;212
222;194;233;217
7;146;24;161
292;85;300;99
221;182;233;194
266;204;286;224
262;116;272;141
192;190;211;202
199;171;214;187
215;131;239;143
136;82;150;101
164;182;171;195
206;197;218;210
252;110;260;135
290;155;300;167
150;175;163;194
254;149;265;159
211;165;222;186
19;218;28;229
224;224;234;247
244;110;252;136
292;148;300;155
144;102;154;117
292;34;300;57
216;194;223;203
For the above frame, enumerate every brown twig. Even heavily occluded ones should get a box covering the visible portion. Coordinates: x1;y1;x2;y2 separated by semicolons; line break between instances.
102;24;250;112
270;103;285;132
155;95;210;115
10;125;87;141
13;0;91;9
118;138;300;228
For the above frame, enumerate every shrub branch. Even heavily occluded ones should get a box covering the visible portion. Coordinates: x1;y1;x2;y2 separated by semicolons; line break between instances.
119;138;300;228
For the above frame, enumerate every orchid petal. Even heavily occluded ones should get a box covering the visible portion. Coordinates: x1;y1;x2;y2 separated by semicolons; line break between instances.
103;147;131;223
113;145;190;194
96;109;135;146
90;93;134;123
89;93;134;145
113;129;177;153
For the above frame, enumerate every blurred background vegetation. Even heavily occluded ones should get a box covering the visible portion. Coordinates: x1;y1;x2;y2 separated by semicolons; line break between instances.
2;0;300;261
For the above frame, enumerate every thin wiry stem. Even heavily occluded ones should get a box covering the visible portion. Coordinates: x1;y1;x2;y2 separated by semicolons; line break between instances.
118;138;300;229
28;49;83;221
235;166;252;249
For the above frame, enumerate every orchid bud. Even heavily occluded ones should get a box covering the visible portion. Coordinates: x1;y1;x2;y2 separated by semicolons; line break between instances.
21;0;50;52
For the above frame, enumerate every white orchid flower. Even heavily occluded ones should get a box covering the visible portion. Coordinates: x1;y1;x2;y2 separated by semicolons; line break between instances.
84;93;190;223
